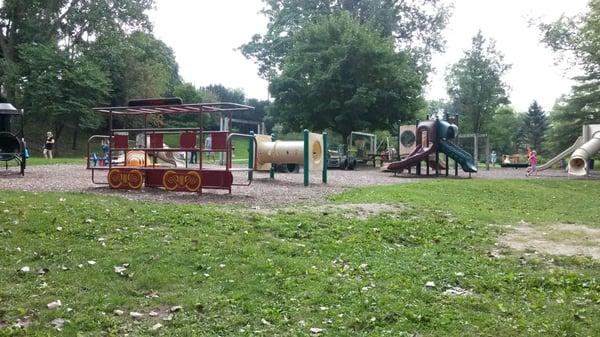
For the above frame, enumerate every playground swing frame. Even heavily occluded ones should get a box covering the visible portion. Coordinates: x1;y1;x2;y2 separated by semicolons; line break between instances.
349;131;378;166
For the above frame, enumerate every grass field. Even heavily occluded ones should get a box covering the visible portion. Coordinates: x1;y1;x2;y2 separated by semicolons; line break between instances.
0;180;599;336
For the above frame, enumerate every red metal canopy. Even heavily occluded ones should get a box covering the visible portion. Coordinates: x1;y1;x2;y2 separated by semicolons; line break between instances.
94;102;254;115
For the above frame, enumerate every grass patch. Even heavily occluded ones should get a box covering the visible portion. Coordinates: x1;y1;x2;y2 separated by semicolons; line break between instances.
331;179;600;227
0;180;599;335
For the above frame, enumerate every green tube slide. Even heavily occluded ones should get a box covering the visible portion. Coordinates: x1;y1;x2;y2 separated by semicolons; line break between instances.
438;140;477;173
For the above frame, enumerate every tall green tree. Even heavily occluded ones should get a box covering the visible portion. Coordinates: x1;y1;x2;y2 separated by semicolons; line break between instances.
204;84;245;104
520;101;548;153
540;0;600;148
487;105;524;155
19;43;110;148
543;100;587;155
241;0;451;79
87;31;180;106
269;13;424;140
0;0;154;101
446;31;510;159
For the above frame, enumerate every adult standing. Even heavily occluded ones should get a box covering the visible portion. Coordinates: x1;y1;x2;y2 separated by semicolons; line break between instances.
43;131;55;159
205;134;214;162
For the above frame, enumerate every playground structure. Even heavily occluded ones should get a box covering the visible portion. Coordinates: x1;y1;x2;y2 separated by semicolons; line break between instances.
569;124;600;176
87;99;257;193
349;131;397;167
398;124;417;158
349;131;376;165
385;119;477;176
0;103;26;175
219;116;265;164
536;137;583;172
501;154;529;168
254;130;328;186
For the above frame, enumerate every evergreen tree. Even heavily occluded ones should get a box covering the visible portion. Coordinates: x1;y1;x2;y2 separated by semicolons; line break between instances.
521;101;548;153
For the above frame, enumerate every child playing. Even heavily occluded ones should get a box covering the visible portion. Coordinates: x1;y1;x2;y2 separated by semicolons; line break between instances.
526;150;537;176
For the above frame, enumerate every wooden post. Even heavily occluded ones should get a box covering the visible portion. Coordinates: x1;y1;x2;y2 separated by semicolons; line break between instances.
486;135;490;171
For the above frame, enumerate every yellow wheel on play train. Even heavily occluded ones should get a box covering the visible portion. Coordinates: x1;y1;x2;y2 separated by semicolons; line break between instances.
162;170;179;191
108;169;123;189
185;171;202;192
127;170;144;189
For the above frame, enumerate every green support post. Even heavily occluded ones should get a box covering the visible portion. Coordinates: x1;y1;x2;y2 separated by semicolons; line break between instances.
270;133;276;179
322;130;328;184
303;129;309;187
248;131;255;181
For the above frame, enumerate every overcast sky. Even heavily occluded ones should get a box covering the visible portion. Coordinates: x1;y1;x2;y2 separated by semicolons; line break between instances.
149;0;590;112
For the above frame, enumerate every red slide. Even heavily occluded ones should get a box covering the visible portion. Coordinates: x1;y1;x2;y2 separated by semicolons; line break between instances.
386;144;435;172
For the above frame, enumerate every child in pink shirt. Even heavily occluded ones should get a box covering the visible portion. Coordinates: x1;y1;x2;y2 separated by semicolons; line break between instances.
526;150;537;176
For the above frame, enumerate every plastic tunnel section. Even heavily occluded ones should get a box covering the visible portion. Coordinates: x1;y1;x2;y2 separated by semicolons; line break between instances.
569;132;600;176
438;140;477;173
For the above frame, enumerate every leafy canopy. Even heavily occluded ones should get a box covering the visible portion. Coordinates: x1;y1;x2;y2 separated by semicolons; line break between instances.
269;12;424;138
540;0;600;151
446;31;511;135
487;105;524;155
241;0;451;78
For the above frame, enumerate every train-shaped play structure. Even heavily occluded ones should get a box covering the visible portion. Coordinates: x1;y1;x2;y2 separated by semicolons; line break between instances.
87;99;327;193
384;119;477;176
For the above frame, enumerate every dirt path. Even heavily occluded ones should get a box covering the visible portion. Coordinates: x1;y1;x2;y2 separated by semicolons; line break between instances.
500;222;600;259
0;165;413;206
0;164;596;206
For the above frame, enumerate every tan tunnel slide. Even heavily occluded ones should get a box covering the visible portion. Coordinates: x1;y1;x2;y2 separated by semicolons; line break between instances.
569;132;600;176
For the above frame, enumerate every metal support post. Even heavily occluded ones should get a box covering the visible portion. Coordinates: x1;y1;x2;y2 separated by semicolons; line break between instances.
248;131;255;181
303;129;310;187
322;130;328;184
270;133;276;179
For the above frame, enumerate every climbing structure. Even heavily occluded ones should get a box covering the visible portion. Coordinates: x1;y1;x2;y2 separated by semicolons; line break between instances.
87;98;256;194
385;119;477;176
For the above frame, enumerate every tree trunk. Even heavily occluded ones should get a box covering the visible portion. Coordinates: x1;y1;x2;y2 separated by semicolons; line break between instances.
54;122;64;157
474;133;479;163
72;128;78;150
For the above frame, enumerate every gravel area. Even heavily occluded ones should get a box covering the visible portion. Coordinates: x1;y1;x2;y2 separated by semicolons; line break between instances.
0;164;596;206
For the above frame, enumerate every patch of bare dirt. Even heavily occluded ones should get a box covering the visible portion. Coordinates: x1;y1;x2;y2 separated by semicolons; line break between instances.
500;222;600;259
249;203;404;220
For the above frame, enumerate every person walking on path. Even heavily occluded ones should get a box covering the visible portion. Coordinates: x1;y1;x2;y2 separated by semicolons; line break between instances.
43;131;55;159
526;150;537;176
